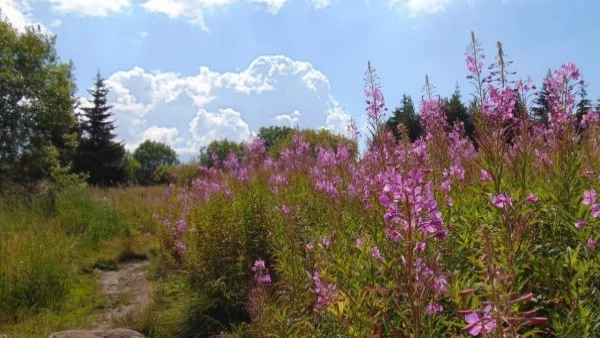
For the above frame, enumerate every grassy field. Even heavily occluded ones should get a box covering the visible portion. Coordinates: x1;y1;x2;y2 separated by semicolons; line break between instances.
0;186;163;337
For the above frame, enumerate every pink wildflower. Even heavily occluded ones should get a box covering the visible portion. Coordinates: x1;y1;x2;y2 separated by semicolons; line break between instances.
463;305;497;336
583;190;597;206
492;193;513;209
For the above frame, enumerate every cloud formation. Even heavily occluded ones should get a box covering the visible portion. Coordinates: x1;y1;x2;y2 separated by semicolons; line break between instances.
141;0;331;31
389;0;454;15
104;55;351;157
0;0;37;31
47;0;131;16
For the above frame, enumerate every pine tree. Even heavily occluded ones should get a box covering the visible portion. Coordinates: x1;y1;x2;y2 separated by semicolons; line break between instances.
443;85;475;140
386;94;422;142
575;81;593;125
532;69;552;125
75;72;125;186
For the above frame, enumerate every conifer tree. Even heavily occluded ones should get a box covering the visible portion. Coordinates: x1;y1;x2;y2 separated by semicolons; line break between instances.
443;85;475;140
386;94;422;142
75;72;125;186
532;69;552;125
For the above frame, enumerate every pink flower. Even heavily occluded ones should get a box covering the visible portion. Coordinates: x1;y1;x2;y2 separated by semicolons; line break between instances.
355;237;364;248
252;259;272;285
492;193;513;209
592;203;600;218
306;242;314;250
370;246;383;260
480;169;492;182
322;236;332;246
427;302;444;315
525;193;539;204
463;305;497;336
588;238;597;250
583;190;597;206
575;220;586;229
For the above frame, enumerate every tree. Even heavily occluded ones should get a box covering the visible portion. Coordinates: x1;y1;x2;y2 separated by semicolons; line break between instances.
0;19;78;189
443;86;475;140
199;140;244;167
532;69;552;125
74;72;125;186
575;82;593;126
258;126;294;151
133;140;179;185
386;94;422;142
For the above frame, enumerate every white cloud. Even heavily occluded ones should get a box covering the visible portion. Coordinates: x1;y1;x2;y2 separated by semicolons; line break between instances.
273;110;300;127
47;0;131;16
141;0;332;31
104;55;351;157
0;0;41;32
389;0;454;15
324;99;352;136
189;108;251;148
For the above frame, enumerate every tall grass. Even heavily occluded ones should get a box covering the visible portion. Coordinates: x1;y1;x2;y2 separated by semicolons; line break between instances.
0;186;144;326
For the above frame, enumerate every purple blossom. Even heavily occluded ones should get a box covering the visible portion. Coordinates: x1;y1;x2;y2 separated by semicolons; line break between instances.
252;259;272;285
427;302;444;316
583;190;597;206
575;220;586;229
312;271;338;310
463;305;497;336
588;238;597;250
370;246;382;260
491;193;513;209
480;169;492;182
592;203;600;218
525;193;539;204
306;242;314;250
322;236;332;246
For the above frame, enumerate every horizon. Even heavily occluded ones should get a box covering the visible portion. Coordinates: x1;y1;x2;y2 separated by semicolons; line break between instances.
2;0;599;159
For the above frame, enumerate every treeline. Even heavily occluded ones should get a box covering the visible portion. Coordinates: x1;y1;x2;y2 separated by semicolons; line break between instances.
3;18;599;191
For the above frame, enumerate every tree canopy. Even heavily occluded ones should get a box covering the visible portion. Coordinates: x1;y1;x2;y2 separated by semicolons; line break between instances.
0;19;78;189
133;140;179;185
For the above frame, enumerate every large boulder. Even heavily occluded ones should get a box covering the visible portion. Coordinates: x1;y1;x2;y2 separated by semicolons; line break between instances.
48;329;145;338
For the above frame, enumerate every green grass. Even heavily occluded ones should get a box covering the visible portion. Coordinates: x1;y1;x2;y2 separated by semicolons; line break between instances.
0;186;163;335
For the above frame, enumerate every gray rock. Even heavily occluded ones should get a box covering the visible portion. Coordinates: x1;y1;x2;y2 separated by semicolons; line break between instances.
48;329;145;338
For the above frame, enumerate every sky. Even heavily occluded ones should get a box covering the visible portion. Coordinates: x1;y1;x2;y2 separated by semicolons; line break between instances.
2;0;600;158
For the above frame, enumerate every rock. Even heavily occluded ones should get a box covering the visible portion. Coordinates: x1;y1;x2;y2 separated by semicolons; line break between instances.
48;329;145;338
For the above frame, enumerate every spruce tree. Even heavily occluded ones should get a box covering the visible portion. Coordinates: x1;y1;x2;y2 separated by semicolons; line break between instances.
386;94;422;142
575;82;593;126
443;85;475;140
75;72;125;186
532;69;551;125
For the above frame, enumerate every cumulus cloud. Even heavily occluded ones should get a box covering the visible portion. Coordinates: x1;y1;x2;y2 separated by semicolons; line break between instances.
0;0;41;32
104;55;351;157
389;0;454;15
141;0;331;31
46;0;131;16
273;110;300;127
189;108;251;149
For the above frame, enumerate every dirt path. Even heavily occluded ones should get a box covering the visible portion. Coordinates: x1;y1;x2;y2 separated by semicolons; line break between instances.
93;260;151;329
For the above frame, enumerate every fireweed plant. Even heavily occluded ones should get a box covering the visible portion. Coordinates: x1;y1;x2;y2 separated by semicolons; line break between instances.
157;33;600;337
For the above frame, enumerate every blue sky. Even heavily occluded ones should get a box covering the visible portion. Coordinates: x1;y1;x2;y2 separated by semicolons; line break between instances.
2;0;599;157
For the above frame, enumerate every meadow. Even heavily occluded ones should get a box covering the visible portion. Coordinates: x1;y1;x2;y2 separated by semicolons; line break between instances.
1;37;600;338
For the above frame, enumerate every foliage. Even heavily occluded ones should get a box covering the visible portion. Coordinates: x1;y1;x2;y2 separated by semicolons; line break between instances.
0;19;78;190
133;140;179;185
74;72;126;186
258;126;294;152
157;35;600;337
199;139;244;167
386;94;422;142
